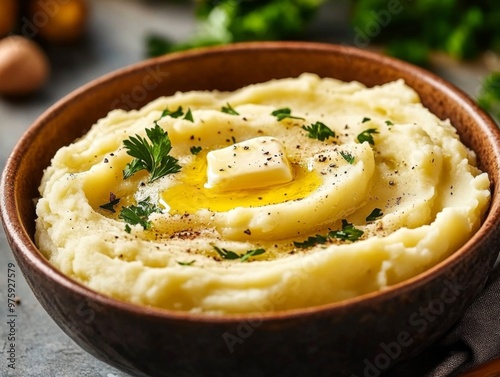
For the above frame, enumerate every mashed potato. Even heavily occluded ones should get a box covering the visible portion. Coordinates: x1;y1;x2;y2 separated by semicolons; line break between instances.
35;73;490;314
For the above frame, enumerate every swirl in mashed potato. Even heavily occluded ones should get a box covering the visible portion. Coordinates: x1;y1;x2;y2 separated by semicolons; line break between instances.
35;73;490;314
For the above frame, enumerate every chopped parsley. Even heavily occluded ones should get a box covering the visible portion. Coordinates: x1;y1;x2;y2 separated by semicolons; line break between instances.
177;260;196;266
293;234;328;249
302;121;336;141
362;117;371;123
99;193;120;213
119;198;162;231
271;107;305;121
294;220;364;249
183;108;194;122
158;106;184;120
190;146;202;155
366;208;383;222
123;124;181;182
357;128;379;145
340;151;355;164
385;120;394;126
221;103;239;115
328;220;364;242
213;246;266;262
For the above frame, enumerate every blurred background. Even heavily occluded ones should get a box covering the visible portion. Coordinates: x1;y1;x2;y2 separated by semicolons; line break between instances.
0;0;499;376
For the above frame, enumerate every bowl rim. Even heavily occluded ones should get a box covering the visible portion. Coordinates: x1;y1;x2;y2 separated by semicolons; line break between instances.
1;40;500;323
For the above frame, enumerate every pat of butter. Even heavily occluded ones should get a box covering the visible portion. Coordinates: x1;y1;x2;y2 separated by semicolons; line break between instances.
205;136;293;191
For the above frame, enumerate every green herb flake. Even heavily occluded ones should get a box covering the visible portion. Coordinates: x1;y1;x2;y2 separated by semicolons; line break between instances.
119;198;162;231
124;224;131;234
183;108;194;122
340;151;355;164
159;106;184;120
190;146;202;155
385;120;394;126
271;107;305;121
357;128;379;145
302;121;335;141
362;117;371;123
366;208;383;222
177;260;196;266
293;234;328;249
213;246;266;262
99;193;120;213
221;103;239;115
123;124;181;183
329;220;364;242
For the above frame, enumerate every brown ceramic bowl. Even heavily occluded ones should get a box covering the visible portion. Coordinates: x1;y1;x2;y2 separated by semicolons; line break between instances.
1;42;500;377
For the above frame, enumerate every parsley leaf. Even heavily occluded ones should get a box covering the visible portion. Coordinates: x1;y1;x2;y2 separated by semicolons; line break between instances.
159;106;184;120
99;193;120;213
293;234;328;249
362;117;371;123
119;198;162;231
271;107;305;121
123;124;181;182
340;151;355;164
293;220;364;249
302;121;336;141
177;260;196;266
329;220;364;242
366;208;383;222
221;103;239;115
190;146;202;155
385;120;394;126
357;128;379;145
213;246;266;262
183;108;194;122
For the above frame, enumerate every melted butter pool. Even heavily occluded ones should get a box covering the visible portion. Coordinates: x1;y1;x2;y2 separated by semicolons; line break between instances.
162;152;322;214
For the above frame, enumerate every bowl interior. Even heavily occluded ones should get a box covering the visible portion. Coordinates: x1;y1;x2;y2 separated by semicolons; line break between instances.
3;40;500;308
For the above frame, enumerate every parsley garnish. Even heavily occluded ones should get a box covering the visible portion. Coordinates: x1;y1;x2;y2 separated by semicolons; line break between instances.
362;117;371;123
357;128;379;145
183;108;194;122
158;106;184;120
329;220;364;241
213;246;266;262
385;120;394;126
294;220;364;248
302;121;335;141
177;260;196;266
294;234;328;249
123;124;181;182
271;107;305;121
99;193;120;213
221;103;239;115
366;208;383;222
190;146;202;155
119;198;161;231
340;151;355;164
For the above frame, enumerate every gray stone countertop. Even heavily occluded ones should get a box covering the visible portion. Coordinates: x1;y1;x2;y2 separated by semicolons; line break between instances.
0;1;494;376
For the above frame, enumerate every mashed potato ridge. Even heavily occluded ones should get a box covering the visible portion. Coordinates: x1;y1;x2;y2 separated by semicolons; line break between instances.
35;73;490;314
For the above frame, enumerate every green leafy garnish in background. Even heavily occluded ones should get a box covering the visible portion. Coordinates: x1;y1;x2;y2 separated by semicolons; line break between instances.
478;72;500;120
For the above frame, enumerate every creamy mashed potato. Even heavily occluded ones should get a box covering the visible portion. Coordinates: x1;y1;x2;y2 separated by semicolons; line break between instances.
35;73;490;314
